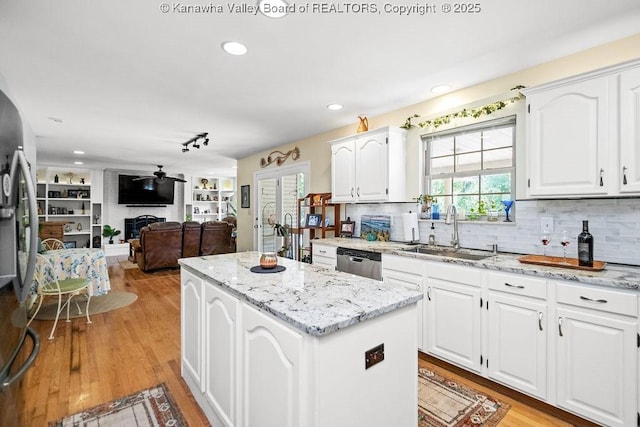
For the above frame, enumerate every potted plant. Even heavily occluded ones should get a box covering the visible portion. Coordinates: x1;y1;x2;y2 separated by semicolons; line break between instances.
414;194;435;219
487;200;499;222
273;223;291;257
102;225;121;244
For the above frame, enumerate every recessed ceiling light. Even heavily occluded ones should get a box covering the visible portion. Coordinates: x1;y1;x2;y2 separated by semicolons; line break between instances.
327;104;343;111
258;0;289;18
74;161;84;165
431;84;451;94
73;150;84;155
222;41;247;56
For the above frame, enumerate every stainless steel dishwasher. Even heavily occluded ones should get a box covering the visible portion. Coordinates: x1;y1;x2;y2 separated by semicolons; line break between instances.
336;247;382;281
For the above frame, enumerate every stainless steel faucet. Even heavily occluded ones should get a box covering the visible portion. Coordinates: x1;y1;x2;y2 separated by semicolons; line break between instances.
445;205;460;250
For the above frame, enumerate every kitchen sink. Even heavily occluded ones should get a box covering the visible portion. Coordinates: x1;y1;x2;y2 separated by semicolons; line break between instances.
402;246;493;261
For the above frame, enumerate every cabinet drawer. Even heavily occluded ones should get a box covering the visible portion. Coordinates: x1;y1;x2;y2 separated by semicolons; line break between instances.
556;281;637;317
312;244;336;259
382;254;422;275
426;262;481;287
488;272;547;299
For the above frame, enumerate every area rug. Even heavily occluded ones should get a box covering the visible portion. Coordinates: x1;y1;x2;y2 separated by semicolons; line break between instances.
418;367;510;427
119;259;139;269
34;291;137;320
49;383;186;427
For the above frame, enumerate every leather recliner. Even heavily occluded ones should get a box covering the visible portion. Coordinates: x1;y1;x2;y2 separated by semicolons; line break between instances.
182;221;202;258
200;221;234;256
135;221;184;272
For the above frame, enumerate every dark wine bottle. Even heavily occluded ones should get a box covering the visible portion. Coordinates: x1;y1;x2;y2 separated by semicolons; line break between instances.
577;220;594;267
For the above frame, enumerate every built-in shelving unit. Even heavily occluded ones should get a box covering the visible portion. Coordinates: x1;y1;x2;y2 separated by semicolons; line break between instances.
185;176;236;222
291;193;340;263
36;167;103;248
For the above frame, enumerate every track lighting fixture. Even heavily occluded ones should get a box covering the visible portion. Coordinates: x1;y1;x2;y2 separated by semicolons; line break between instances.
181;132;209;153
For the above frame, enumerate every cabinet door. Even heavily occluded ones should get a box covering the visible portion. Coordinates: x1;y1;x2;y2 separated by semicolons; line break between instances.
331;140;356;203
619;66;640;193
527;78;610;196
556;306;636;427
181;269;203;390
487;292;547;399
242;303;302;427
204;282;239;427
355;132;388;202
425;278;482;372
383;269;423;350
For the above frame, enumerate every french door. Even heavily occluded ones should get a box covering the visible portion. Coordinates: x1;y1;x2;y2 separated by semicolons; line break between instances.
254;162;308;255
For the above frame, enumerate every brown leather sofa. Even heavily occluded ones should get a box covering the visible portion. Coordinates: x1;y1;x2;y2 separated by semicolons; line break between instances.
130;219;235;272
200;221;235;256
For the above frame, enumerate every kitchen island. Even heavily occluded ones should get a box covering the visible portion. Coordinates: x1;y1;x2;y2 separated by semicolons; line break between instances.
179;252;422;427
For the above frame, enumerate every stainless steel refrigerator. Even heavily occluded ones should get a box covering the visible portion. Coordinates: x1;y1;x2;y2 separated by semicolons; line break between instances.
0;88;40;426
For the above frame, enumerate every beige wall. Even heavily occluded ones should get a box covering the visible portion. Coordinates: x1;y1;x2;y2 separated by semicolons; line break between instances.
236;33;640;251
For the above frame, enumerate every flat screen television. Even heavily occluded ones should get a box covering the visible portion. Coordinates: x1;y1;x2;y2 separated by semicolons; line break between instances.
118;174;175;205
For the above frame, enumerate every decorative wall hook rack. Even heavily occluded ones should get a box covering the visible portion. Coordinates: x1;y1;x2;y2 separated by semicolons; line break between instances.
260;146;300;168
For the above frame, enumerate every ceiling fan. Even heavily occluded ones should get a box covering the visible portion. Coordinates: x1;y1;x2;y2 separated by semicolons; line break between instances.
133;165;187;183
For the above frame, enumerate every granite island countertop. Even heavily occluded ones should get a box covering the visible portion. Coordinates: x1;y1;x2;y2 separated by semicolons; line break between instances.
179;252;423;336
315;237;640;291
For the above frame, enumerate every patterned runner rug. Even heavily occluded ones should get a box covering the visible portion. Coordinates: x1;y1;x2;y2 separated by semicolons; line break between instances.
418;367;510;427
48;383;187;427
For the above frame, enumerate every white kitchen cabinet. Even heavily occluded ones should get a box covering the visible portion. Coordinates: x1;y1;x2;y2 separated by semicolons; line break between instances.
524;76;610;197
487;272;548;400
329;126;407;203
203;279;240;427
424;262;482;373
523;58;640;198
242;303;302;427
181;269;203;391
311;242;336;270
382;254;424;350
618;65;640;193
555;281;637;427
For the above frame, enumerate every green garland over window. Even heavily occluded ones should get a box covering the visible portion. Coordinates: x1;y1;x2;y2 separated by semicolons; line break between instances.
401;86;525;130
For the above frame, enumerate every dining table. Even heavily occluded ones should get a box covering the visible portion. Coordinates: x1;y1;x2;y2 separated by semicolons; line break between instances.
34;247;111;296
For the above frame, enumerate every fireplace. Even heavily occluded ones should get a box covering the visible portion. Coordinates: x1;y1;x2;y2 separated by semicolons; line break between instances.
124;215;166;240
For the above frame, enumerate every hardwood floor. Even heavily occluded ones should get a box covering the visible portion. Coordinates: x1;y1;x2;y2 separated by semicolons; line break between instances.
21;260;598;426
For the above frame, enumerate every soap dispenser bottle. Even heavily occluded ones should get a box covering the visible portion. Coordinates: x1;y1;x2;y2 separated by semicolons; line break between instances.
428;223;436;246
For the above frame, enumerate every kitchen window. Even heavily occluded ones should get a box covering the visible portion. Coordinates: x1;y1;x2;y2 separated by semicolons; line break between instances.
423;116;515;218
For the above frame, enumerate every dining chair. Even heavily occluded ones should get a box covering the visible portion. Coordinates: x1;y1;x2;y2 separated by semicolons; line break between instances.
29;253;92;339
41;238;65;250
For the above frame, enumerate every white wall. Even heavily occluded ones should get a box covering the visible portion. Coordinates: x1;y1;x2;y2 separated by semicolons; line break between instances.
102;169;185;238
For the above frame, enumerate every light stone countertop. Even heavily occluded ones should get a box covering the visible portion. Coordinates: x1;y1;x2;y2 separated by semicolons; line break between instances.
179;252;423;336
315;237;640;290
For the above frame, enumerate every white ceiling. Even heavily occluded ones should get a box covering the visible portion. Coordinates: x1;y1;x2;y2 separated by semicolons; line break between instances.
1;0;639;179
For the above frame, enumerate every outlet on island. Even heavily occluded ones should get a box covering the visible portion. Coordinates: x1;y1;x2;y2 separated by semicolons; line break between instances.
365;343;385;369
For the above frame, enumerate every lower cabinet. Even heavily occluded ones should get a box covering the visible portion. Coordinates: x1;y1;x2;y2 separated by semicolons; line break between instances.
424;262;482;373
487;272;548;400
311;243;336;270
555;281;637;427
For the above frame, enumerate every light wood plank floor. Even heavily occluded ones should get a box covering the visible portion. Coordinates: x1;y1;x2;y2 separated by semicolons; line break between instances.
21;260;598;426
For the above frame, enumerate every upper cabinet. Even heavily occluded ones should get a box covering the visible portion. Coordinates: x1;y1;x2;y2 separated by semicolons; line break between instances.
523;59;640;198
329;126;407;203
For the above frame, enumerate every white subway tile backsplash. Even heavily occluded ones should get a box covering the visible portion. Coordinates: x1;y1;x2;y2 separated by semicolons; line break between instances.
344;198;640;266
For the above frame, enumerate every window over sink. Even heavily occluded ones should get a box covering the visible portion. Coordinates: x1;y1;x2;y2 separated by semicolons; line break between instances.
422;116;515;219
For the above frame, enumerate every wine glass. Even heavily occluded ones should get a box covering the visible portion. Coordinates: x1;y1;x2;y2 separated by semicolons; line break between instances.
560;230;571;263
540;229;551;257
502;200;514;222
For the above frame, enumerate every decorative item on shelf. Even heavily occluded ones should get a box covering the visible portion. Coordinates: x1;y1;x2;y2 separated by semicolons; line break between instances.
76;223;83;231
306;213;322;228
94;214;100;224
54;174;59;183
273;222;291;257
92;235;101;248
64;172;74;184
64;224;72;233
260;146;300;168
200;178;208;189
487;201;499;222
502;200;514;222
81;202;85;214
340;218;355;237
80;178;85;184
63;241;76;249
356;115;368;133
102;225;121;244
414;194;434;219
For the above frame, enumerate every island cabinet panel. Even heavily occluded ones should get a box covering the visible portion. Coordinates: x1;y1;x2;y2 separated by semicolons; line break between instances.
181;269;203;391
241;303;302;427
204;281;240;427
555;282;638;427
